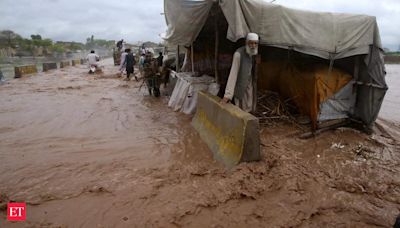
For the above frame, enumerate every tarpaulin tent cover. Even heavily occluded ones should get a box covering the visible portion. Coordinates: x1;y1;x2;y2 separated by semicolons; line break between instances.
163;0;381;56
267;63;352;128
162;0;387;128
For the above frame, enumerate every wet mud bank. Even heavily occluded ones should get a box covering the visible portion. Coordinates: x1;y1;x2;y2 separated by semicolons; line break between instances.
0;59;399;227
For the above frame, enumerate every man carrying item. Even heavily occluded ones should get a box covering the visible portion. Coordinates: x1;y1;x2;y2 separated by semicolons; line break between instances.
124;49;137;81
143;52;160;96
221;33;259;113
86;50;100;74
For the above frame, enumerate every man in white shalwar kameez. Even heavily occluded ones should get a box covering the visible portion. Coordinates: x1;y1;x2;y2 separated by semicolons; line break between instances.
119;49;128;74
221;33;259;113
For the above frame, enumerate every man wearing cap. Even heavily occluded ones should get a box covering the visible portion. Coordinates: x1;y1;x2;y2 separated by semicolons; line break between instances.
221;33;259;112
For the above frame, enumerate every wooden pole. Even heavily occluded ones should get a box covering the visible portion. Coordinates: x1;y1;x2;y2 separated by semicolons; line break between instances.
214;12;219;83
176;45;180;72
191;44;194;74
252;55;260;113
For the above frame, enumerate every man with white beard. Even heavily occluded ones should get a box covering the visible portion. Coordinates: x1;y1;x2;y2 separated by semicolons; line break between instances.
221;33;259;112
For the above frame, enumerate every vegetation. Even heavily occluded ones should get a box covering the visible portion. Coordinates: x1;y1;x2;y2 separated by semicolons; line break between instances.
85;35;115;50
385;51;400;56
0;30;115;57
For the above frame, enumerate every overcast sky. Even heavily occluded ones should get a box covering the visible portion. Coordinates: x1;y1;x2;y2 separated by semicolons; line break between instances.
0;0;399;50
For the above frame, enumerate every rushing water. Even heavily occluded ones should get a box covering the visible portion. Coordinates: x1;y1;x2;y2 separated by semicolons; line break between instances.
0;59;398;227
0;51;108;80
380;64;400;123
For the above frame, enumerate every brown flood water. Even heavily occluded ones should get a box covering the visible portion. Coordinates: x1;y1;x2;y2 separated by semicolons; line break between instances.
0;59;399;227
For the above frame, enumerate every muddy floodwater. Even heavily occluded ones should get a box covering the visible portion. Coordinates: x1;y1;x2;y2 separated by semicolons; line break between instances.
0;59;399;227
380;64;400;123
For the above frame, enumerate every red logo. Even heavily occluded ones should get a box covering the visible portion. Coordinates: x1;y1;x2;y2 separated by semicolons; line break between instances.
7;202;26;221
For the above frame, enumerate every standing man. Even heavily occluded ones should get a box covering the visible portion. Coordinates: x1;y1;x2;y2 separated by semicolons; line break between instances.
139;53;146;77
124;49;137;81
157;52;164;69
143;52;159;96
119;49;128;75
156;52;164;83
116;39;124;51
221;33;259;112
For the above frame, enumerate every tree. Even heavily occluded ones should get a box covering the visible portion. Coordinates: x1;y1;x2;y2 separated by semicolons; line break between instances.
30;34;42;40
51;43;64;53
0;30;22;48
41;38;53;47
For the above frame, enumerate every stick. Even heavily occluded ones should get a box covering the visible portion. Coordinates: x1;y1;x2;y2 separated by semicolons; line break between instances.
138;78;146;91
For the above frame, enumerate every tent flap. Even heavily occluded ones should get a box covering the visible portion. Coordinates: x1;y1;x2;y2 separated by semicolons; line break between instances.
162;0;214;46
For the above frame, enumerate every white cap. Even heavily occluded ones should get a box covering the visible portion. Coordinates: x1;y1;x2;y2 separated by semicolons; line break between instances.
246;33;259;41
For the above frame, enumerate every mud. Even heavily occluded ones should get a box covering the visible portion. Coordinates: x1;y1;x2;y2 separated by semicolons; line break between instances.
0;59;399;227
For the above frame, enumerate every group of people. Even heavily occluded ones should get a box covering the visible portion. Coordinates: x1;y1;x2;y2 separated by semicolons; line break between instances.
118;46;165;97
85;32;259;106
115;32;259;106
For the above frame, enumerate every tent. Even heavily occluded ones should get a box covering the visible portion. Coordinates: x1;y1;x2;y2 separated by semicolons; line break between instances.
162;0;387;130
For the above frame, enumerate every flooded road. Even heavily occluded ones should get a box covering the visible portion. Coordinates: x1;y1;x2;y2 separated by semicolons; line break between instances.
0;59;399;227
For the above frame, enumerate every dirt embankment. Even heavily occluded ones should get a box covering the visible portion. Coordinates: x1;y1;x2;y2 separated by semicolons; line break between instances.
0;59;399;227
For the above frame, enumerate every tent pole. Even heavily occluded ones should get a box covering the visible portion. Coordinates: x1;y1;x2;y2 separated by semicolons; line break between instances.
176;45;180;72
252;55;260;113
191;43;194;74
353;56;360;94
214;10;219;83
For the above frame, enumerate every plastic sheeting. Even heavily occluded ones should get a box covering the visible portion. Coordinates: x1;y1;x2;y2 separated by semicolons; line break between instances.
162;0;213;46
318;81;356;122
168;73;216;114
279;64;352;128
164;0;382;56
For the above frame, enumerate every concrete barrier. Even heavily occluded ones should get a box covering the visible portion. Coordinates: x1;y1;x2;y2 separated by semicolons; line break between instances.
192;91;260;168
14;65;38;78
43;62;57;72
71;59;80;66
60;61;70;68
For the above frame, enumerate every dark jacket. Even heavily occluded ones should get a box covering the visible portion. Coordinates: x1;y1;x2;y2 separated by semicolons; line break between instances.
125;53;136;73
157;55;163;67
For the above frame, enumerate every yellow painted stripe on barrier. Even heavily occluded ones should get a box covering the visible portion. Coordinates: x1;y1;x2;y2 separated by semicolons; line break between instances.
14;65;38;78
72;59;80;66
196;109;243;163
60;61;71;68
192;91;260;168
